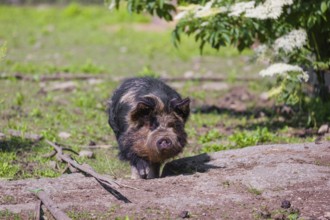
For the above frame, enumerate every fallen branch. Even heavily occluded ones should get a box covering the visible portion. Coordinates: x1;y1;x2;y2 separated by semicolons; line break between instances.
31;189;71;220
42;147;78;158
46;140;120;187
34;200;41;220
45;140;136;203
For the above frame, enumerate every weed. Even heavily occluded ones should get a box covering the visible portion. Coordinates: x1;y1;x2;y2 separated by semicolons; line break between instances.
287;213;299;220
115;216;131;220
137;66;160;78
198;129;222;144
14;92;24;106
2;195;15;204
200;143;228;153
67;210;96;220
0;209;21;220
229;127;274;148
0;152;20;179
247;186;262;195
222;180;230;188
30;108;43;118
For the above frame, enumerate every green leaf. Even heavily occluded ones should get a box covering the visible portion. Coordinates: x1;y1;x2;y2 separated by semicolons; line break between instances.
321;2;327;13
30;188;44;194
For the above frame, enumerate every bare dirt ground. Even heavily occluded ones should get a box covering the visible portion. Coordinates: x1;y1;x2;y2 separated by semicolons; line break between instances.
1;141;329;219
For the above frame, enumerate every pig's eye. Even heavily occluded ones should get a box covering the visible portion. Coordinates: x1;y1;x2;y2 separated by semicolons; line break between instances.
150;119;159;131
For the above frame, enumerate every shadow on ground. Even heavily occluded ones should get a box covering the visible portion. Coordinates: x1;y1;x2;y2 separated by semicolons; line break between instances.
161;153;224;177
0;137;38;152
192;104;318;136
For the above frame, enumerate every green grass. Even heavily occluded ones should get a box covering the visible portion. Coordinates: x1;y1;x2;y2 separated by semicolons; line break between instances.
0;4;320;180
0;4;259;77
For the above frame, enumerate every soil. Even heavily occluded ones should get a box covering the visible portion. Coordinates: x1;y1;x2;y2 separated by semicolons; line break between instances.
1;141;330;219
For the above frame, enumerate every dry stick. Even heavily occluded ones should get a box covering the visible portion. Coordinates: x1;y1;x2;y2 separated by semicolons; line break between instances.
42;148;79;158
46;140;137;189
34;200;41;220
42;150;57;158
31;189;71;220
45;140;135;202
46;140;120;188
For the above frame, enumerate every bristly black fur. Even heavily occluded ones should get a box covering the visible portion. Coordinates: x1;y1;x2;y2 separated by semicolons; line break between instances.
107;77;190;179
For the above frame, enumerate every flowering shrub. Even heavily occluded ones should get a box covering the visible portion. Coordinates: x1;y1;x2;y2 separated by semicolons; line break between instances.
109;0;330;122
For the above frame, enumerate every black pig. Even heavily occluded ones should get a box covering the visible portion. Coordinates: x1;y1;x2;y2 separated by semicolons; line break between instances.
108;77;190;179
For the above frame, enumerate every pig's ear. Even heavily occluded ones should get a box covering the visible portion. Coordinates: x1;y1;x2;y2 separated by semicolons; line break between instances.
131;97;156;122
170;97;190;121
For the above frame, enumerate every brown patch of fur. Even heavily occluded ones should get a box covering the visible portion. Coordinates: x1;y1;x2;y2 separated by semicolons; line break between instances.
127;94;165;125
119;90;137;106
143;94;164;111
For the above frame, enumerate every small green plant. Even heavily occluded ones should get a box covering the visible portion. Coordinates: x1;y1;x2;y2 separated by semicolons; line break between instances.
229;127;274;148
63;3;83;17
200;143;228;153
287;213;299;220
15;92;24;106
198;129;222;144
30;108;42;118
0;209;21;220
2;195;15;204
137;66;160;78
0;152;20;179
247;185;262;195
73;92;98;108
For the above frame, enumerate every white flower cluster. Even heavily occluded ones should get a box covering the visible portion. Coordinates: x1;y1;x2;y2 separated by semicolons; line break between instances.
259;63;309;82
273;29;307;53
229;1;255;17
175;0;225;20
230;0;294;19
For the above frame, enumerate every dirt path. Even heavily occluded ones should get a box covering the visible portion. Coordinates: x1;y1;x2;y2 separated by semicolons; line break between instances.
1;142;330;219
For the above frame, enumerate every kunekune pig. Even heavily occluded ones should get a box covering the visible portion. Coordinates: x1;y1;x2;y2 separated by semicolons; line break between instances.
108;77;190;179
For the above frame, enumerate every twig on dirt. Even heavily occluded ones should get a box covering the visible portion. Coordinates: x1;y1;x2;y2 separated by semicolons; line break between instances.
8;129;43;142
60;164;70;174
45;140;136;202
61;147;79;155
31;189;71;220
34;200;42;220
46;140;120;187
42;148;79;159
68;163;79;173
42;150;57;158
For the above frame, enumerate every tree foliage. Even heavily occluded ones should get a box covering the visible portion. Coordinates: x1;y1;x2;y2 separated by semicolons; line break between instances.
109;0;330;70
109;0;330;124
